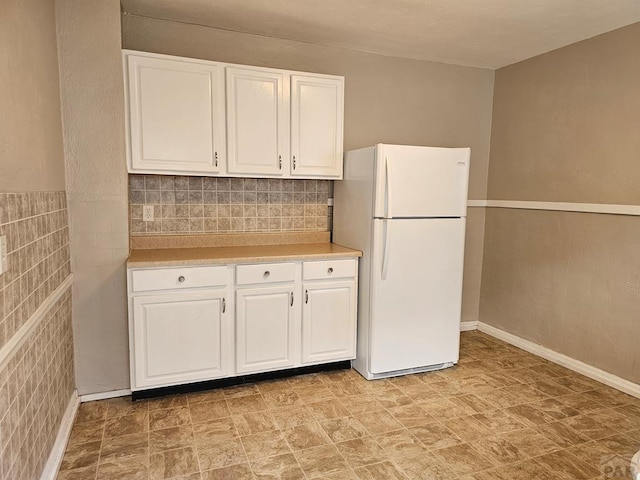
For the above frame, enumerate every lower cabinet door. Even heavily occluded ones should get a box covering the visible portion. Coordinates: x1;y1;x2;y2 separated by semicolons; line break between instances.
302;281;356;364
236;286;296;374
132;289;228;389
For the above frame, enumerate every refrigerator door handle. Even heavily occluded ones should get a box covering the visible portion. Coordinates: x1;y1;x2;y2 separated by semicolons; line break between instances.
381;219;391;280
385;156;393;218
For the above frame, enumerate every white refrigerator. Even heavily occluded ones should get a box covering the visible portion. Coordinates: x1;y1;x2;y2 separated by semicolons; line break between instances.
333;144;470;379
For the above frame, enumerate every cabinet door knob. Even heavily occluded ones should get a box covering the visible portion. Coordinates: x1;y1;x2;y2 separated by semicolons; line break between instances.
327;267;334;275
178;276;186;283
263;271;271;279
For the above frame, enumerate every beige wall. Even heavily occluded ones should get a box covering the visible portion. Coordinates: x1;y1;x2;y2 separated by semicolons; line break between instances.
56;0;130;395
488;22;640;203
0;0;66;192
480;23;640;383
123;14;495;322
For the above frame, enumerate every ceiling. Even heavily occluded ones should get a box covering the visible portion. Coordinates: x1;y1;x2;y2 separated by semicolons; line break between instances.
121;0;640;69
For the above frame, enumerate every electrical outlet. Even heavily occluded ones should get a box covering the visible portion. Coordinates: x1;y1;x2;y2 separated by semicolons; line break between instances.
143;205;154;222
0;236;6;275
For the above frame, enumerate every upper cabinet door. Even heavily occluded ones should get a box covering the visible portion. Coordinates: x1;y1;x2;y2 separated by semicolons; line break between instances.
290;75;344;179
226;67;288;176
126;54;226;174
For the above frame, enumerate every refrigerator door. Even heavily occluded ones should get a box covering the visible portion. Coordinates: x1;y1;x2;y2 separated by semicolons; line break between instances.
373;144;470;219
369;218;465;374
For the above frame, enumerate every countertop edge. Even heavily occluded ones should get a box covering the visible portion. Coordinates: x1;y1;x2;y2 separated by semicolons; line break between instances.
127;244;362;269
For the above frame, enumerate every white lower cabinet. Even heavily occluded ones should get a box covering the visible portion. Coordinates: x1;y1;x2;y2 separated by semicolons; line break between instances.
302;281;356;364
235;286;296;374
128;257;357;392
132;289;229;389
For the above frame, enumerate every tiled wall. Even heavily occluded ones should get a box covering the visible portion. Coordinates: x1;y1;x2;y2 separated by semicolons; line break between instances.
0;193;71;348
0;192;74;480
0;292;74;480
129;175;331;236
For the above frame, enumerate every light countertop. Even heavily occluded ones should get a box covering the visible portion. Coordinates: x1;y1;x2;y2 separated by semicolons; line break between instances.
128;242;362;268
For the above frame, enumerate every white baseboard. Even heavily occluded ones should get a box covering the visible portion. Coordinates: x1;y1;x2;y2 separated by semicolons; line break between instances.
460;321;478;332
477;322;640;399
40;390;79;480
79;388;131;403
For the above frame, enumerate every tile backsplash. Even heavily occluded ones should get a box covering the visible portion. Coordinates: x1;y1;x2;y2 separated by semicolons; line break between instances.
129;175;332;236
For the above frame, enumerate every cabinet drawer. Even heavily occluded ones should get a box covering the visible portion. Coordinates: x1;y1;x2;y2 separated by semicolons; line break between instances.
131;266;228;292
236;263;296;285
303;259;356;280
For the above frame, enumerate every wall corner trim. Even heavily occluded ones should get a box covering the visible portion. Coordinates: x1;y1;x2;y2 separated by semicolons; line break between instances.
460;321;479;331
0;274;73;372
477;322;640;399
40;390;80;480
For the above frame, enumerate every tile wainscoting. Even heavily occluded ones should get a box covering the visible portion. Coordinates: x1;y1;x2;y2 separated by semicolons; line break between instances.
0;192;75;480
0;193;71;349
129;175;332;236
0;290;74;480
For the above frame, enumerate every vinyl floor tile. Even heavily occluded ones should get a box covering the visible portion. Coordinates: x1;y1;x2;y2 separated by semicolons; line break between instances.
282;421;332;451
293;444;350;478
354;460;409;480
100;432;149;461
319;416;368;443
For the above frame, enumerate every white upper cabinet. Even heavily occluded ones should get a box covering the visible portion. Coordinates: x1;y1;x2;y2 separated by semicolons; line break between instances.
123;51;344;179
125;53;226;174
226;68;288;176
291;75;344;178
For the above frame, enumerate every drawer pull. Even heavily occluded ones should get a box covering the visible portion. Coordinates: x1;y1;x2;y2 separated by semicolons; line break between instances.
290;291;294;306
263;271;271;279
178;276;186;283
327;267;334;275
305;289;309;304
222;297;226;313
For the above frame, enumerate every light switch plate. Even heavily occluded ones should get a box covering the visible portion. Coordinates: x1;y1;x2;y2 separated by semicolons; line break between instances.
143;205;154;222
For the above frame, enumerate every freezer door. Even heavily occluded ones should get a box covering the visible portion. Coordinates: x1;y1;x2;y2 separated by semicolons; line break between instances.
373;144;470;218
369;218;465;374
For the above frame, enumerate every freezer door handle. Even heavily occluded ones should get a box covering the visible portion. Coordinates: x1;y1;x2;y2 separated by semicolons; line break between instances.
385;156;394;218
381;219;391;280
